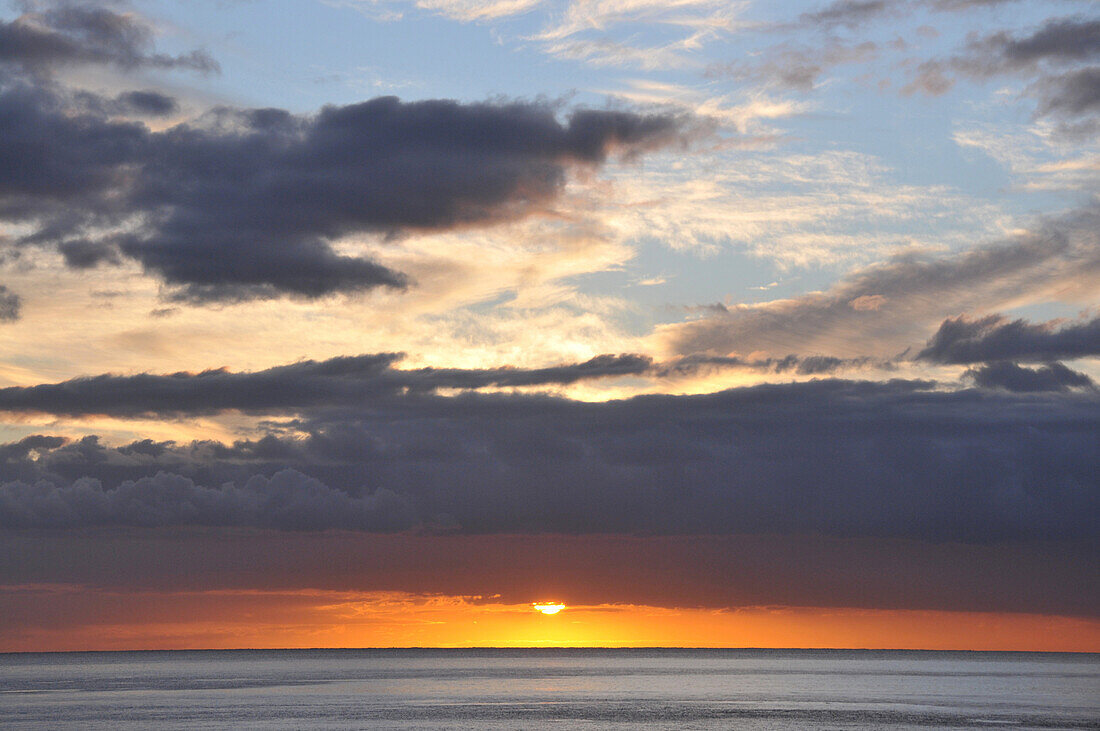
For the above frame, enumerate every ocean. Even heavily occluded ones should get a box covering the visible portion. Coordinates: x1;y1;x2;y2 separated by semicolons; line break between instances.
1;649;1097;729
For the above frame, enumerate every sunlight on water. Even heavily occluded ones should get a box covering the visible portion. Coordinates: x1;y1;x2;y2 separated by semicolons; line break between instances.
1;649;1097;729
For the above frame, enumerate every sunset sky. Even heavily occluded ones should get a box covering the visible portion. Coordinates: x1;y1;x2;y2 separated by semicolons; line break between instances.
0;0;1097;652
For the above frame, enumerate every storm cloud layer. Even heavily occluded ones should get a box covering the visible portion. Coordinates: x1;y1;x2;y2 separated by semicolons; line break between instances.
0;83;689;301
0;468;413;531
2;379;1096;543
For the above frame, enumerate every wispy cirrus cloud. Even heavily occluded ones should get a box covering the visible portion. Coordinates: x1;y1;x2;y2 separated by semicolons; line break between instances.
658;202;1100;359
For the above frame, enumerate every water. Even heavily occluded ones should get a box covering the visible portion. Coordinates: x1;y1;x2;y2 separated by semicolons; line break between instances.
1;649;1097;729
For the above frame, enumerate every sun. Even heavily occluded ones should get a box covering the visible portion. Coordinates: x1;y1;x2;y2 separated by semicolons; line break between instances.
532;602;566;615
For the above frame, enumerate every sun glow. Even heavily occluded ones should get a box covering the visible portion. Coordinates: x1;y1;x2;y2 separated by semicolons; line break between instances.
533;602;566;615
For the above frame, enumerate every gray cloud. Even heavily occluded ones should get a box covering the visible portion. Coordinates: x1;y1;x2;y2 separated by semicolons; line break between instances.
1032;65;1100;136
708;41;878;91
919;313;1100;363
114;89;178;116
0;83;691;301
0;353;653;417
0;284;19;320
964;360;1095;392
0;468;414;530
2;379;1096;543
655;353;884;378
906;16;1100;129
2;530;1094;618
798;0;892;30
0;351;902;418
69;88;181;118
974;16;1100;70
0;433;66;461
0;2;218;76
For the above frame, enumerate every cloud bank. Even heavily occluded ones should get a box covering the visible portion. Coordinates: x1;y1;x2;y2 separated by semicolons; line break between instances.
2;379;1096;543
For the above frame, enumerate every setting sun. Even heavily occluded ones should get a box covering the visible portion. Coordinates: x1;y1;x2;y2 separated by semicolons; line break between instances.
533;603;566;615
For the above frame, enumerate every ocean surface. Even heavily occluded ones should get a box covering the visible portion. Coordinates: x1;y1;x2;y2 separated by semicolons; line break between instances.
1;649;1097;729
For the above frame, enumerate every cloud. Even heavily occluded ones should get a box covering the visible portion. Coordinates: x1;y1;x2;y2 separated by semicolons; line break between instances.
1;378;1097;542
708;40;878;91
0;352;653;417
654;353;882;378
905;16;1100;132
919;313;1100;363
1032;65;1100;136
415;0;542;21
0;434;66;461
970;16;1100;71
0;2;218;76
0;84;691;301
659;203;1100;359
0;468;414;530
797;0;892;31
0;350;902;418
911;16;1100;86
927;0;1020;10
531;0;737;69
2;531;1096;618
0;285;19;321
964;361;1095;392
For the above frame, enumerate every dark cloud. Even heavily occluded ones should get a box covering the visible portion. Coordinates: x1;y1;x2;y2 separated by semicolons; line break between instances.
0;2;218;75
1033;65;1100;131
655;353;882;378
0;468;414;530
905;16;1100;121
1;379;1097;543
0;84;148;222
978;17;1100;69
964;361;1095;392
919;313;1100;363
71;88;181;118
115;89;178;115
0;84;691;301
0;351;898;419
0;434;66;461
0;353;653;416
58;238;119;268
1;532;1095;619
0;284;19;320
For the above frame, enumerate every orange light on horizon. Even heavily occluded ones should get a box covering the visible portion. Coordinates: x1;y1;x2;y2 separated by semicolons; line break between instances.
3;586;1100;653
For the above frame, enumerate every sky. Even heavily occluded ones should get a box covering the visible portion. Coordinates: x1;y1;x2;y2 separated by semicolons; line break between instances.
0;0;1097;651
